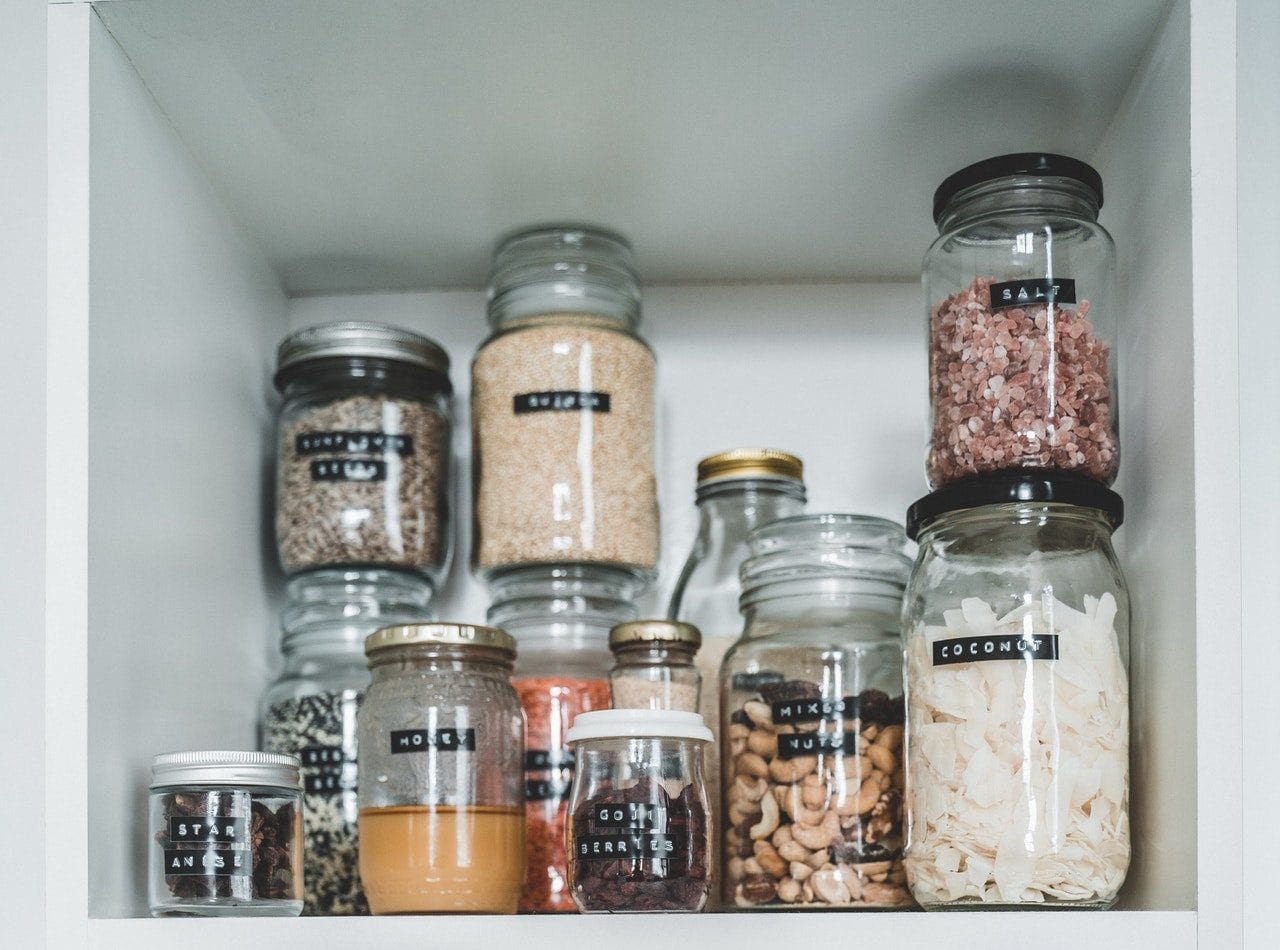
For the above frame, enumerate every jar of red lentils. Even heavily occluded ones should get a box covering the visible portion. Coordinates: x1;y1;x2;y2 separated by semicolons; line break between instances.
924;153;1118;487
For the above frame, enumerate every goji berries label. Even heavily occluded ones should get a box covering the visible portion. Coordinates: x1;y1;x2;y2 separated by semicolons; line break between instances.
576;832;687;861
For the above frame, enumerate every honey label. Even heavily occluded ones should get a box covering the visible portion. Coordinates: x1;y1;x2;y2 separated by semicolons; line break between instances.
389;728;477;753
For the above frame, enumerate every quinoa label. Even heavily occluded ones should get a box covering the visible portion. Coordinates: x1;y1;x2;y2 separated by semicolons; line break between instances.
295;431;414;456
989;278;1077;310
932;634;1060;666
577;832;686;860
776;730;859;760
162;846;251;876
167;816;248;843
513;390;611;414
300;744;355;796
389;727;476;753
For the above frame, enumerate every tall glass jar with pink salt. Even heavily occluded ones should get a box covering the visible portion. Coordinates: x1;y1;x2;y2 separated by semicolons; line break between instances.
923;153;1118;488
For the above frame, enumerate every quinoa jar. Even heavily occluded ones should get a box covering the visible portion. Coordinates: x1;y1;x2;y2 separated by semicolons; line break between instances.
471;226;658;580
902;473;1130;908
274;322;453;583
721;515;913;910
357;623;524;914
925;153;1118;487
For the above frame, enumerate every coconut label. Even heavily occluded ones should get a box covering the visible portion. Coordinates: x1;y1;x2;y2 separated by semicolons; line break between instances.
932;633;1060;666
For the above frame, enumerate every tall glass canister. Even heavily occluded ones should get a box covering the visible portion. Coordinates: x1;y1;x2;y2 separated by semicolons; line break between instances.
902;473;1130;908
924;154;1118;487
721;515;913;910
471;226;658;582
259;568;432;915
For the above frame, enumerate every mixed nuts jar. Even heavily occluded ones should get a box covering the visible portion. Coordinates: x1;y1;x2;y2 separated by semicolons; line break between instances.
357;623;525;914
471;226;658;580
608;620;703;712
259;568;432;915
148;751;303;917
925;154;1118;487
903;473;1131;908
274;322;453;582
721;514;913;910
566;710;713;913
488;566;634;913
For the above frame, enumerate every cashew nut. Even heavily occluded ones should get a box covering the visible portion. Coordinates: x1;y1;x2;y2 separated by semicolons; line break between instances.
789;860;813;882
726;856;745;881
855;775;881;814
743;857;764;876
777;877;802;903
734;775;768;803
728;799;761;826
728;723;751;741
791;809;840;850
755;841;787;878
782;785;825;826
736;752;769;779
769;754;817;784
777;839;809;863
747;729;778;759
862;881;908;905
744;701;774;729
802;776;827;809
875;724;903;749
771;824;793;848
748;789;780;840
804;848;828;870
866;743;896;774
810;868;852;905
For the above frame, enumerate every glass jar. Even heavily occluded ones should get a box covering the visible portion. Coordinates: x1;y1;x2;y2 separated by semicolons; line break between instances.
925;153;1118;487
722;514;913;910
471;226;658;580
488;565;636;913
274;321;454;582
902;473;1130;909
148;751;303;917
357;623;524;914
609;620;702;712
565;710;713;913
667;448;806;902
259;568;432;915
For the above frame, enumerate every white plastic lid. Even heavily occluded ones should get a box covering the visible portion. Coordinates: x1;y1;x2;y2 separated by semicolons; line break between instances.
565;709;713;744
150;751;302;790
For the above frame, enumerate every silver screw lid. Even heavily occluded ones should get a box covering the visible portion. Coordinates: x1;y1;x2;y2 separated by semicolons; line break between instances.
150;751;302;791
274;321;451;389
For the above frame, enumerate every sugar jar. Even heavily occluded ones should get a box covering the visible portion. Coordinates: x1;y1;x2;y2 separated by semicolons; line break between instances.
565;709;713;913
925;153;1118;486
608;620;703;712
903;473;1130;908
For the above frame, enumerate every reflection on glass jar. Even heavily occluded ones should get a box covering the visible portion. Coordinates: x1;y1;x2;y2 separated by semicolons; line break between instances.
721;514;913;910
903;474;1130;909
356;623;524;914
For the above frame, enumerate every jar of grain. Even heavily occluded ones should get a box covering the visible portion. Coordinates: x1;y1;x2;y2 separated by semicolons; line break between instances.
357;623;525;914
259;568;432;915
902;473;1130;908
487;565;638;913
925;153;1118;487
721;514;913;911
608;620;702;712
471;226;658;581
274;322;453;584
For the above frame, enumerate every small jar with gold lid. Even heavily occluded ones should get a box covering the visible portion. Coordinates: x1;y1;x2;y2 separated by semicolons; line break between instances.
356;622;525;914
608;620;703;712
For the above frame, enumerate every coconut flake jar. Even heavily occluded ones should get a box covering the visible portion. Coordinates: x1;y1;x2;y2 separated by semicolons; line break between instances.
902;473;1130;908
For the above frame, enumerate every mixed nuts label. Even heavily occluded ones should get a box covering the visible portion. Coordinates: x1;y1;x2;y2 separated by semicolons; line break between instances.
776;730;860;760
389;727;477;753
513;390;612;414
931;633;1060;666
988;277;1077;310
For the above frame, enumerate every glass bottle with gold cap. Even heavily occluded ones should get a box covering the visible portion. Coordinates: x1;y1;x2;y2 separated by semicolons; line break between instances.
608;619;703;712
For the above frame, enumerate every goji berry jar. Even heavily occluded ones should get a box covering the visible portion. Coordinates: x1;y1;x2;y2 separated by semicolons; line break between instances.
925;153;1118;487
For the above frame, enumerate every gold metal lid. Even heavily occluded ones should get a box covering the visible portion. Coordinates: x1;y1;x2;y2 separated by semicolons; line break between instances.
365;622;516;657
696;448;803;485
609;620;702;650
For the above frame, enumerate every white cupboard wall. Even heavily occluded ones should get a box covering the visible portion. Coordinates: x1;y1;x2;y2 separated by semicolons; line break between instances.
41;0;1249;946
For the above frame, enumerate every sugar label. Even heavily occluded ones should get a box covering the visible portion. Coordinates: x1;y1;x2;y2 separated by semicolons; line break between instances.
513;391;611;414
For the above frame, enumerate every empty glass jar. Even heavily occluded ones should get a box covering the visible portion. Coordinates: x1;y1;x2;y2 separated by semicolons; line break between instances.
608;620;703;712
274;322;454;583
721;514;913;910
357;623;524;914
903;473;1130;908
925;153;1118;486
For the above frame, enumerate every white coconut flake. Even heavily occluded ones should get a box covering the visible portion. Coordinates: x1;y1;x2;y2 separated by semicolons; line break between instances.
905;593;1130;907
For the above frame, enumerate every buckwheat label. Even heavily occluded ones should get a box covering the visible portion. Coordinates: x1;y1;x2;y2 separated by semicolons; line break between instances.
296;431;413;456
389;728;477;753
777;731;858;760
300;743;355;796
989;278;1077;310
932;634;1060;666
513;390;611;414
167;816;247;843
162;847;251;876
310;459;388;482
577;832;686;860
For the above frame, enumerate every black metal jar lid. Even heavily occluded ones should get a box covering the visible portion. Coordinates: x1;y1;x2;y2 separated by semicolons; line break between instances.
906;471;1124;541
932;153;1104;225
274;321;452;392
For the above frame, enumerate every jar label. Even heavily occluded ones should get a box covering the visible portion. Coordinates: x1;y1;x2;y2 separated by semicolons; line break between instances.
525;748;575;769
576;832;687;860
524;747;575;802
932;634;1060;666
771;696;856;725
526;777;573;802
296;431;414;456
777;731;858;760
167;816;247;842
732;671;785;692
513;390;611;414
988;278;1077;311
162;846;251;876
309;458;388;482
300;744;356;796
592;802;668;829
389;727;476;753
